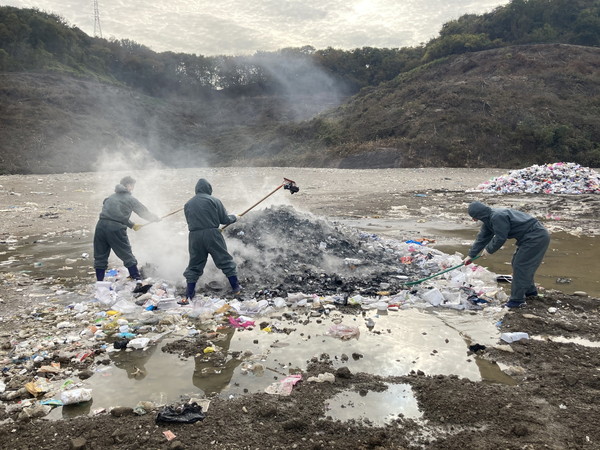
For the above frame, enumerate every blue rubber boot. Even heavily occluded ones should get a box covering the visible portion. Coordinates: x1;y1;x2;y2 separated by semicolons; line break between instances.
505;300;527;309
179;282;196;305
186;282;197;300
228;276;242;295
127;265;142;281
95;269;105;281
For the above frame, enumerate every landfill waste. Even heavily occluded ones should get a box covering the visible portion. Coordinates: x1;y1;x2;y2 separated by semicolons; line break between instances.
472;162;600;194
163;430;177;441
264;374;303;395
155;402;205;424
326;324;361;340
0;205;509;424
61;388;93;405
500;332;530;343
307;373;336;383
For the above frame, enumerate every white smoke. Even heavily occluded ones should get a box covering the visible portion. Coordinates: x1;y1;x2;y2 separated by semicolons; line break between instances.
90;156;302;287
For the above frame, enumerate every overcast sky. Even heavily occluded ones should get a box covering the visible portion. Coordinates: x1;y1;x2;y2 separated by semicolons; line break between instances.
2;0;511;56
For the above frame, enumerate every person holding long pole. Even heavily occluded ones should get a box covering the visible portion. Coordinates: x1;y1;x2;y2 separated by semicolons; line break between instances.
180;178;240;305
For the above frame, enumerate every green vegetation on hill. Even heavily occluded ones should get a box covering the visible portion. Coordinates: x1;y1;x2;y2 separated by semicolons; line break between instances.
287;44;600;168
0;0;599;173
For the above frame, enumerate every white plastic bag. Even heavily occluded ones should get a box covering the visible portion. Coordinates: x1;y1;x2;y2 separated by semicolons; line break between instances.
95;281;116;306
326;324;360;340
422;288;444;306
500;332;529;343
61;388;93;405
128;337;150;349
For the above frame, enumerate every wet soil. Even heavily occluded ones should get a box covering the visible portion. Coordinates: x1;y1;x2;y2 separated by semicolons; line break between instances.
1;168;600;449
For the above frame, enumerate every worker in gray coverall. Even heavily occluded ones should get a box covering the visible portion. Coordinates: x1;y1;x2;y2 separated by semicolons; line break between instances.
463;201;550;308
93;176;160;282
180;178;240;305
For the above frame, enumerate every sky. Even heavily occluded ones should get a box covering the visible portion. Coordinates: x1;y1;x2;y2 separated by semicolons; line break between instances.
1;0;511;56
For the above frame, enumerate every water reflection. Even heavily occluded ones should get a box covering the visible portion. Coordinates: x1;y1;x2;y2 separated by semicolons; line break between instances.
192;327;243;395
111;342;159;381
434;231;600;298
325;383;422;425
61;399;93;419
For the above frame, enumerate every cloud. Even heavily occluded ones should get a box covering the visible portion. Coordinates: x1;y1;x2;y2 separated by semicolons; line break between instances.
4;0;510;55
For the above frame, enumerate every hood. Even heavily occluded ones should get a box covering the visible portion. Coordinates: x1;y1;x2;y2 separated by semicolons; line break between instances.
114;184;129;193
195;178;213;195
468;201;492;220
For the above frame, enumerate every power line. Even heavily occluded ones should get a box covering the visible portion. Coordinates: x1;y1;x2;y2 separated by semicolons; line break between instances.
93;0;102;38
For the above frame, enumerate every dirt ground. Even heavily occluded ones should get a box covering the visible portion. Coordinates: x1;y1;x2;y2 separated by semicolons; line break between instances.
0;167;599;449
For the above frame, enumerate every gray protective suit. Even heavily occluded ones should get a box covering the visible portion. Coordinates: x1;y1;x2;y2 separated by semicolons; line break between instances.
467;201;550;302
93;184;159;270
183;179;237;283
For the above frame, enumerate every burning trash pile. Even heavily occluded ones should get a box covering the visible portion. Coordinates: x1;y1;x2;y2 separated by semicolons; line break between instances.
472;162;600;194
110;205;506;315
215;205;505;312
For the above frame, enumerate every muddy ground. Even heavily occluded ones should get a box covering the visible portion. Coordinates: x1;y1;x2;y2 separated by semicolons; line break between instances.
0;167;599;449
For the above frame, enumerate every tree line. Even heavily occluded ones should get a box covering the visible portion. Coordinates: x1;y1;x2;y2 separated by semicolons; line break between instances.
1;0;599;98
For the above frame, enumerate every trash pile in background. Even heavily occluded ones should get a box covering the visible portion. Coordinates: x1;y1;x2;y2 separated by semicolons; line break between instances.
472;162;600;194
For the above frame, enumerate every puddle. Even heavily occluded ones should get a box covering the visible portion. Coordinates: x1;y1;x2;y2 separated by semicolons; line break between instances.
324;383;422;425
43;306;511;419
0;234;92;284
531;335;600;348
2;229;598;297
433;231;600;298
475;358;518;385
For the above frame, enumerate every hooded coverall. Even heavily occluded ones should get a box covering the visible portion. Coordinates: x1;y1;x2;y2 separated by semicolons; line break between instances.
93;183;159;276
467;201;550;303
183;179;237;286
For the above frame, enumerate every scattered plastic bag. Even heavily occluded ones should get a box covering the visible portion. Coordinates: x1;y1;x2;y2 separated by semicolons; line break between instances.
128;337;150;349
228;316;255;328
500;332;529;343
325;324;360;340
422;288;444;306
264;374;302;395
95;281;116;306
61;388;93;405
156;402;205;424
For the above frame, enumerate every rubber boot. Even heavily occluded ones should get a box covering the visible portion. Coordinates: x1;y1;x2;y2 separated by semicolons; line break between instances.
95;269;105;282
228;276;242;295
186;282;197;300
127;265;142;281
179;282;196;305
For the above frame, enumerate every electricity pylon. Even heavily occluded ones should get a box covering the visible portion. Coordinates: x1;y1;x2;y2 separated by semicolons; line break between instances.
93;0;102;38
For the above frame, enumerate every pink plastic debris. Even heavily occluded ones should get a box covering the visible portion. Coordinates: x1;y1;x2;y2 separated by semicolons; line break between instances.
228;316;255;328
264;374;302;395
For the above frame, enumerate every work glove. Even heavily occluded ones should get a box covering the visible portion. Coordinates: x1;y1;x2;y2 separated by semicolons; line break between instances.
462;256;473;266
480;249;489;257
132;224;142;232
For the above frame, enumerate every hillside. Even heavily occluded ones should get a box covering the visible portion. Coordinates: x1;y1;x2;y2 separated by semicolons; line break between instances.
1;43;599;173
0;71;343;173
2;0;600;173
280;43;600;169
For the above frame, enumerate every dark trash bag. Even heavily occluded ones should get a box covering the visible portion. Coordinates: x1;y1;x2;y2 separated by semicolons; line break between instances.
156;402;205;424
